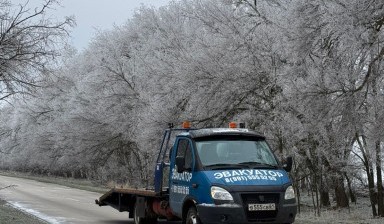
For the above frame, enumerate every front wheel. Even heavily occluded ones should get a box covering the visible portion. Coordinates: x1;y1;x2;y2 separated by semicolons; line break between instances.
186;206;201;224
133;201;157;224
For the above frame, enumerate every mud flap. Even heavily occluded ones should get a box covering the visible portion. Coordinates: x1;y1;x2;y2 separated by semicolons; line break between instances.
136;197;146;218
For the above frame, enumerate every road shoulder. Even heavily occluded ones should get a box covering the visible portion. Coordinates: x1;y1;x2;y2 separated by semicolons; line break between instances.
0;198;48;224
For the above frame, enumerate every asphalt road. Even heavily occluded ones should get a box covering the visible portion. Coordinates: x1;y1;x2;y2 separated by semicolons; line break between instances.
0;175;176;224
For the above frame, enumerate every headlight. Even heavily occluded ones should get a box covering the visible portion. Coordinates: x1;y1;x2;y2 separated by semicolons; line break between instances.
211;186;233;201
284;186;295;200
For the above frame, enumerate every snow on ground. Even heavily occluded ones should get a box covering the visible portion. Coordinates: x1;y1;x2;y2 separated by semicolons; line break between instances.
295;191;384;224
9;201;66;224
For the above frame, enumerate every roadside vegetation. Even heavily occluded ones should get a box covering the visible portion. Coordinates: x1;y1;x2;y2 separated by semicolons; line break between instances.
0;198;47;224
295;190;384;224
0;170;108;193
0;0;383;221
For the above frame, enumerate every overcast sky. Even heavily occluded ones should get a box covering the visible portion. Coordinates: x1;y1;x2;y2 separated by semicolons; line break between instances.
15;0;172;51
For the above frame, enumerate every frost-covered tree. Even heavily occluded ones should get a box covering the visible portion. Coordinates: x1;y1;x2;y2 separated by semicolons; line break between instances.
287;0;384;213
0;0;383;218
0;0;73;101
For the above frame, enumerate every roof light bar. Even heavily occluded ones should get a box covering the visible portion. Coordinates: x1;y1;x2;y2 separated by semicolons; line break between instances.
229;122;237;128
182;121;191;129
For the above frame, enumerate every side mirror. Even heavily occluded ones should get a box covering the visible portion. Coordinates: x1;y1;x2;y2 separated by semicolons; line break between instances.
283;156;293;172
176;156;185;173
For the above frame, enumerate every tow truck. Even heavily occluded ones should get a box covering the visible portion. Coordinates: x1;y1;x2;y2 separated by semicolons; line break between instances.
96;122;297;224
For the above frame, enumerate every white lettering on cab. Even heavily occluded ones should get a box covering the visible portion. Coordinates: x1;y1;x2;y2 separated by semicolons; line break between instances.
213;169;284;183
171;168;192;182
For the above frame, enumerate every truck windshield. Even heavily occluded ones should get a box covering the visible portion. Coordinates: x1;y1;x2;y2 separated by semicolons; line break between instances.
196;140;278;168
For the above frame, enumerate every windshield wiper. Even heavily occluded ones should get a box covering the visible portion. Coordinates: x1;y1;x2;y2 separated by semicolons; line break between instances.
238;161;278;169
204;163;248;170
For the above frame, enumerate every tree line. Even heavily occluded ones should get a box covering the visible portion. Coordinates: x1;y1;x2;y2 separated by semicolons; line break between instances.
0;0;383;217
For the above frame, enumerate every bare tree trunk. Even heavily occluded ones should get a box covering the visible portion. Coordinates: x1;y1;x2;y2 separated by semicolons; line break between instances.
356;134;377;216
368;167;378;216
320;171;330;207
345;174;356;204
315;181;320;217
370;24;383;217
293;158;301;214
334;175;349;208
300;177;306;191
320;190;331;207
376;141;384;216
296;184;301;214
308;175;320;217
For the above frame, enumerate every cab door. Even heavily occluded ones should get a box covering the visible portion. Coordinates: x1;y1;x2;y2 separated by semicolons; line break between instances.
169;137;195;217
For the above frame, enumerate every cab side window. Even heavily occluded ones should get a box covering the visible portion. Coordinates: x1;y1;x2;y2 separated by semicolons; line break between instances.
176;139;193;170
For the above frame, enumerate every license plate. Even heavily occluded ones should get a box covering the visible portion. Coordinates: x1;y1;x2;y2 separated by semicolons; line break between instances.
248;203;276;211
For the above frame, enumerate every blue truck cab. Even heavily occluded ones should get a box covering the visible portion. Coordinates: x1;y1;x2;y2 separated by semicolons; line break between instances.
167;126;297;224
97;122;297;224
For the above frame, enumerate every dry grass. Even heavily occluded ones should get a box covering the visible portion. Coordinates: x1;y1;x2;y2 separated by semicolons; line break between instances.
0;199;47;224
295;191;384;224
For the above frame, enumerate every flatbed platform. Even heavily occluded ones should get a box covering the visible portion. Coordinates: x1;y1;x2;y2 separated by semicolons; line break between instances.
96;187;166;212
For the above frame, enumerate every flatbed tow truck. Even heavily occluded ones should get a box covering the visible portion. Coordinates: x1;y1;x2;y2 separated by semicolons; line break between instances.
96;122;297;224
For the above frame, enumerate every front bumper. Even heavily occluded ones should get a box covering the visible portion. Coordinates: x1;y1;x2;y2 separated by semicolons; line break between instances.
197;201;296;224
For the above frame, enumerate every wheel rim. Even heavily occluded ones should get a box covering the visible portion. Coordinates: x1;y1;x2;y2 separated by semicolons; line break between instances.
188;214;197;224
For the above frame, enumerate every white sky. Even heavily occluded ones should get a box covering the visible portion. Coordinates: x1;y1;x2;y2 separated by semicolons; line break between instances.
14;0;172;51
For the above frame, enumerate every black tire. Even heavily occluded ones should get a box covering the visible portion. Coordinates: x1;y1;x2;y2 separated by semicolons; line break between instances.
133;202;157;224
186;206;202;224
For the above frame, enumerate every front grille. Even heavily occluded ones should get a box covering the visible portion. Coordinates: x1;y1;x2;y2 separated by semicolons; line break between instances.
241;193;280;222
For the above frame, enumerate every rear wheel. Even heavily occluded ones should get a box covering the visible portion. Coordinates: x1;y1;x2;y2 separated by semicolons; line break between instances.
186;206;201;224
133;201;157;224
